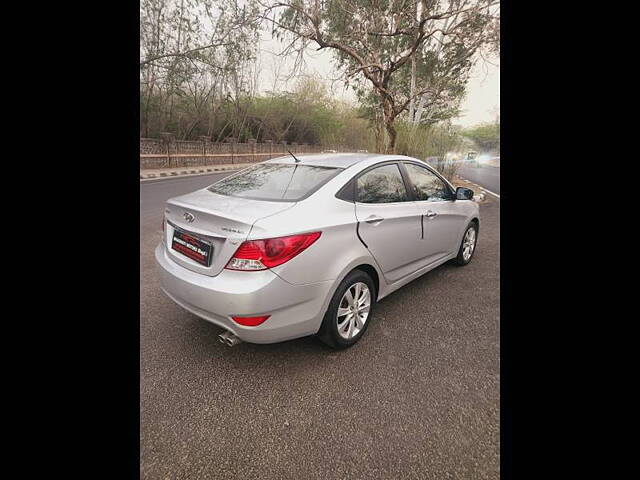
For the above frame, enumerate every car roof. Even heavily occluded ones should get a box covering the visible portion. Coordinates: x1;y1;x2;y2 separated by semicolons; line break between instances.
262;152;454;194
263;152;392;168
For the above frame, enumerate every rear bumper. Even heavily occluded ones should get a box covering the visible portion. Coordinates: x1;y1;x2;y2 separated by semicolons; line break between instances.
155;243;333;344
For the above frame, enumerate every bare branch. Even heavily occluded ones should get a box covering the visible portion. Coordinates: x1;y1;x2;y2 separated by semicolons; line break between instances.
140;41;231;67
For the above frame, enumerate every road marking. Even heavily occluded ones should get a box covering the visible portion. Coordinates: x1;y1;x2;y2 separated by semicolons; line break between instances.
139;176;224;188
140;169;240;184
459;177;500;199
479;187;500;199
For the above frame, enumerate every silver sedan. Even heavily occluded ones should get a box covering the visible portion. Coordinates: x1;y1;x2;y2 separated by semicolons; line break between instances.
155;153;479;349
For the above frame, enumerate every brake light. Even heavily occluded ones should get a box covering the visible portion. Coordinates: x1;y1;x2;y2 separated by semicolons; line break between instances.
231;315;271;326
225;232;321;271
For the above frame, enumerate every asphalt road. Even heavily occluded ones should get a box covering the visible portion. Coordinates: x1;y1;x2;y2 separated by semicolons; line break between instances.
457;163;500;195
140;173;500;479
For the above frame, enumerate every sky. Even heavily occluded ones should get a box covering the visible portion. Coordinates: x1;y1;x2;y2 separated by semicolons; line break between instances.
256;33;500;128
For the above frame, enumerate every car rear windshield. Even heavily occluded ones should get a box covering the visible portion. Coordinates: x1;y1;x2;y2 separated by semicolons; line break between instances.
207;163;341;201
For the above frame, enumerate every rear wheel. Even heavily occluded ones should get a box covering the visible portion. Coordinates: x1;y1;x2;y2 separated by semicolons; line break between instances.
318;270;375;349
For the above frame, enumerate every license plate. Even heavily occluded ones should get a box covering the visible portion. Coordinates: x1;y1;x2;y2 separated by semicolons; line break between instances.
171;227;213;267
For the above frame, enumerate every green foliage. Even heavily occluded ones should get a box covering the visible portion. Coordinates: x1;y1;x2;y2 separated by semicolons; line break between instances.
394;122;465;180
272;0;499;152
395;123;463;159
140;0;261;138
140;77;371;146
462;122;500;153
140;0;499;166
140;74;465;172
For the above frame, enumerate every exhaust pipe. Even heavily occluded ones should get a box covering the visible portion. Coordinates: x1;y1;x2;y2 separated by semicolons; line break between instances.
218;330;243;347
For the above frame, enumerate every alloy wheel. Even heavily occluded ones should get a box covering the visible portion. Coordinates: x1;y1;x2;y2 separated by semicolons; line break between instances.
462;227;477;261
336;282;371;340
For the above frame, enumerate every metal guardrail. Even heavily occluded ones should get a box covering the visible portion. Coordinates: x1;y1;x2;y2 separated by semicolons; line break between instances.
139;152;278;158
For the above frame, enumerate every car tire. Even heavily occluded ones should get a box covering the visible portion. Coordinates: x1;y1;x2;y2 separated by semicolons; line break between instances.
453;221;479;266
317;270;376;349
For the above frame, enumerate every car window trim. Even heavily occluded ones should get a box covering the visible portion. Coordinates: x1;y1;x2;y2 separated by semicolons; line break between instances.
350;161;413;205
399;160;456;202
335;177;356;203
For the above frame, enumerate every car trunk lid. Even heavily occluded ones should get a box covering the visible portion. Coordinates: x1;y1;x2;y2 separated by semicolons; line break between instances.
163;189;294;276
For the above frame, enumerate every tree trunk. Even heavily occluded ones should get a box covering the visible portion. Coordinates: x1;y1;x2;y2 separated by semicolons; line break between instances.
382;97;397;154
409;55;416;122
385;120;397;154
372;105;384;153
375;121;384;153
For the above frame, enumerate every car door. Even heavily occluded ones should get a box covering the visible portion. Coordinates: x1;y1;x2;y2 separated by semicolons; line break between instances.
354;163;424;283
402;162;468;265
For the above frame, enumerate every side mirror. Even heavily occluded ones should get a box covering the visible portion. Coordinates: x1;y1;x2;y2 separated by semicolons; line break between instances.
455;186;474;200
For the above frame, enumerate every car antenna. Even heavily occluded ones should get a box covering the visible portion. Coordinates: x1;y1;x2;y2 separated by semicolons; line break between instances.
287;148;301;163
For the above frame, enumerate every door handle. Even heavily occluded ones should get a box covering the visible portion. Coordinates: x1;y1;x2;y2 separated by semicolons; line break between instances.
425;210;437;218
364;215;384;224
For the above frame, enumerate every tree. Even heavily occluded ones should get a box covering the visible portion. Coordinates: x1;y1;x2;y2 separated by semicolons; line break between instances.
462;121;499;152
140;0;260;137
140;0;259;68
260;0;499;153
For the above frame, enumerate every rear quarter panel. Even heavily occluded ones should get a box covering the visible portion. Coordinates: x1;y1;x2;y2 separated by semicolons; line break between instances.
250;195;373;286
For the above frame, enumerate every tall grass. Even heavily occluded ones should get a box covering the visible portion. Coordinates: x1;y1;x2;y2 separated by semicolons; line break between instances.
394;122;466;180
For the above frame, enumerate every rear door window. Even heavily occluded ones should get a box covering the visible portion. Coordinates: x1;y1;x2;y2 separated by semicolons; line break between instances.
208;163;341;201
356;164;408;203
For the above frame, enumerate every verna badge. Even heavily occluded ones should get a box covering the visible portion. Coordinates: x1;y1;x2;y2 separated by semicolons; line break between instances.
183;212;195;223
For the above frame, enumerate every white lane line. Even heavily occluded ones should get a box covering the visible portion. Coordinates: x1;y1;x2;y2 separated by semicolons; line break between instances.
459;177;500;198
140;170;238;185
479;187;500;199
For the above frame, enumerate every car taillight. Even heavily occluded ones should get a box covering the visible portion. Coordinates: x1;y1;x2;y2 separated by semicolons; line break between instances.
231;315;271;326
225;232;321;271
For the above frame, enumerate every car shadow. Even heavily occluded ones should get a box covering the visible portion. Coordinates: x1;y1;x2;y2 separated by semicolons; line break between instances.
182;265;457;359
172;242;490;373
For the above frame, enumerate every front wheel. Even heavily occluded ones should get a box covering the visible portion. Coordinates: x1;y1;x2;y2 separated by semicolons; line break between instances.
317;270;376;349
453;222;478;266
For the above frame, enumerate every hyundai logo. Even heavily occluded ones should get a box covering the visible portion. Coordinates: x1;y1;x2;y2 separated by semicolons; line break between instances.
183;212;195;223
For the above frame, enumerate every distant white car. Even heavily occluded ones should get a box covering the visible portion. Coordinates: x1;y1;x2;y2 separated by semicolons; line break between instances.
464;151;478;164
156;153;480;349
